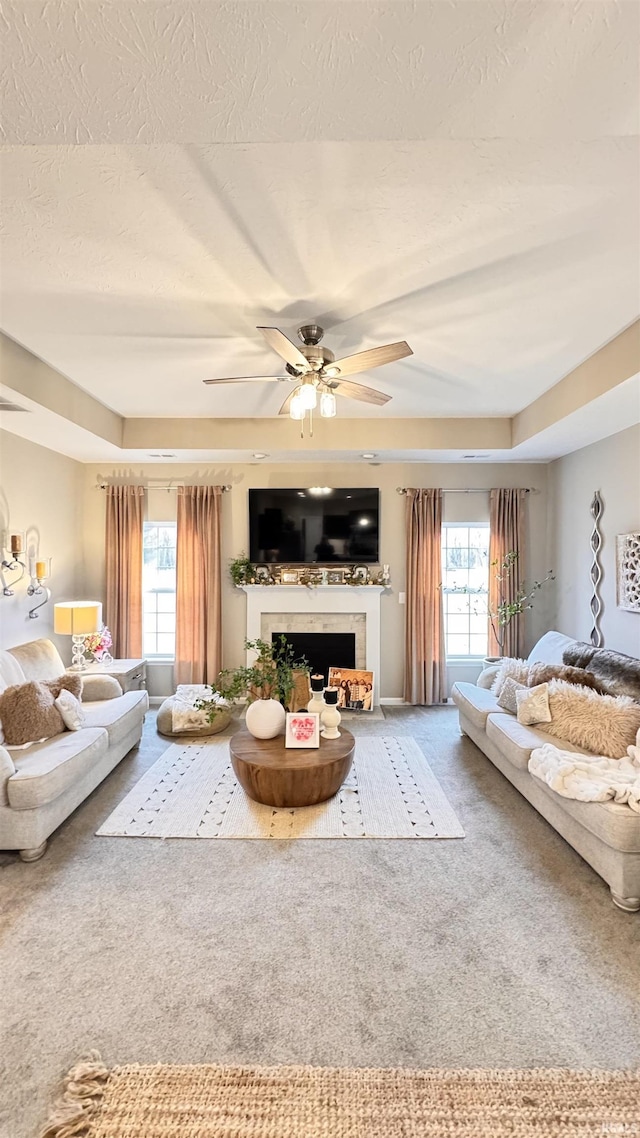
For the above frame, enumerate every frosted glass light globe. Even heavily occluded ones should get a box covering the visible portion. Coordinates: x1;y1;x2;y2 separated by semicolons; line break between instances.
299;382;317;410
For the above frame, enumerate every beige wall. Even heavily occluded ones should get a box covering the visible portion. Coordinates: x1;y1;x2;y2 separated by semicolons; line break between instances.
0;430;82;658
80;460;551;698
549;424;640;657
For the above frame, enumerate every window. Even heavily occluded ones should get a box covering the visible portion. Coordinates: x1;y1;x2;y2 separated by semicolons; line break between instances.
441;524;490;658
143;522;177;658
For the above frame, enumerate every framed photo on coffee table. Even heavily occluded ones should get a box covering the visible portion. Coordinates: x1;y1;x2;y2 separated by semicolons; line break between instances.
327;667;374;711
285;712;320;748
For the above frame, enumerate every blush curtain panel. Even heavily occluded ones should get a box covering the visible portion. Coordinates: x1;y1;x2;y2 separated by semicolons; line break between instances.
488;488;527;658
404;488;446;705
175;485;223;686
105;485;145;659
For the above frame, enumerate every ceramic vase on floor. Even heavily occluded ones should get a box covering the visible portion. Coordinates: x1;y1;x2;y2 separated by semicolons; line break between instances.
321;687;341;739
245;698;286;739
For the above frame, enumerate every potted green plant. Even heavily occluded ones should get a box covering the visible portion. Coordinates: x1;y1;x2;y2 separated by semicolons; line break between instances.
229;554;256;586
487;551;554;661
197;636;308;739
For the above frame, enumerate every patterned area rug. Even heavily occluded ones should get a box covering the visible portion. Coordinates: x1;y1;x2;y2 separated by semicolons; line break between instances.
42;1056;640;1138
97;736;464;840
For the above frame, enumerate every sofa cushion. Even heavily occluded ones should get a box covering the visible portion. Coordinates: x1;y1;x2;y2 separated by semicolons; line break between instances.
527;631;576;666
7;728;109;810
486;713;589;772
82;690;148;746
0;650;26;691
80;674;122;702
7;638;67;682
451;682;503;729
0;745;17;806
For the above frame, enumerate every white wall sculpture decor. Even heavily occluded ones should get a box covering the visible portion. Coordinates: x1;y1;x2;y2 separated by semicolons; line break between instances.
616;532;640;613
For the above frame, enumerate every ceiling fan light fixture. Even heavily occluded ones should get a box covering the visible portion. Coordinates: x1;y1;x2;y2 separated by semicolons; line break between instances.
298;380;317;411
289;389;305;420
320;391;337;418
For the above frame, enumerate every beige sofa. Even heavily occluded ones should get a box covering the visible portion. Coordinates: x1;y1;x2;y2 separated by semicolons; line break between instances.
0;638;148;861
452;631;640;912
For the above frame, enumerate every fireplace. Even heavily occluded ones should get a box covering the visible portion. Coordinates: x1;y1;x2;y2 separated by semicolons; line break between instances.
272;631;356;685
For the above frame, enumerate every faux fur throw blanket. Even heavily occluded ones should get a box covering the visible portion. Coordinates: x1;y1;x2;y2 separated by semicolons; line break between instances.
529;731;640;815
171;685;226;732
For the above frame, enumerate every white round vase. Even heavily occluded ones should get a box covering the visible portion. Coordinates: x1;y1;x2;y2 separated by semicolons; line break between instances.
245;698;286;740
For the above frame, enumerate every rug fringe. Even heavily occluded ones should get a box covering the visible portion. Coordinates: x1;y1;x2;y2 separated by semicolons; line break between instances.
39;1053;109;1138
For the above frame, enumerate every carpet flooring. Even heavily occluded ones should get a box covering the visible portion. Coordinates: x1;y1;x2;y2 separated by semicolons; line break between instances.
42;1056;640;1138
1;707;640;1138
97;736;465;839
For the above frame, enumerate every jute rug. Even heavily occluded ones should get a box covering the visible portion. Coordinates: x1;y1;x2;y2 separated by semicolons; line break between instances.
97;736;464;840
42;1056;640;1138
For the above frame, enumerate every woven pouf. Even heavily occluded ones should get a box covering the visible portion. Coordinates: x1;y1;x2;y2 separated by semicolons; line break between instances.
156;695;231;738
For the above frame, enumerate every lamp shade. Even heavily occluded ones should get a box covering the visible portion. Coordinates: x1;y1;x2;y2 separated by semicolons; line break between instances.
54;601;102;636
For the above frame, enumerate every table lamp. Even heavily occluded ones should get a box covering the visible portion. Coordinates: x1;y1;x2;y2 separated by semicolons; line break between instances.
54;601;102;670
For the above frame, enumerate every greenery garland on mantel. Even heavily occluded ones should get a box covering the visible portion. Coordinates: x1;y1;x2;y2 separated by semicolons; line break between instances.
229;554;391;588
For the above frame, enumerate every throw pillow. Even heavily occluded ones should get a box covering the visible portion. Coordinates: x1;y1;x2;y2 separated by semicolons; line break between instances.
526;662;601;691
546;680;640;759
491;658;529;698
55;689;86;731
0;680;65;746
44;673;83;700
497;677;527;714
516;682;551;726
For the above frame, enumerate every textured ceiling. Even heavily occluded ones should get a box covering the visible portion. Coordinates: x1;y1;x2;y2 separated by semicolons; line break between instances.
0;1;638;421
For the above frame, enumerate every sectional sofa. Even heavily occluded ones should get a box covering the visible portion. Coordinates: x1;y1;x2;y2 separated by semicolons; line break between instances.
0;638;148;861
452;631;640;912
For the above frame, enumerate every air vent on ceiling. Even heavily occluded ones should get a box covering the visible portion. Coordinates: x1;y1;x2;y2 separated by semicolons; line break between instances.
0;397;30;413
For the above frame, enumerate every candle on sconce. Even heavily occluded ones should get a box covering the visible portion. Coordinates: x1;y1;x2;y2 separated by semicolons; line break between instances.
10;534;23;554
35;560;49;581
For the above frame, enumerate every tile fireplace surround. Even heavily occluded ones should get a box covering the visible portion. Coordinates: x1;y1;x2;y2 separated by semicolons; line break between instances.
240;585;385;691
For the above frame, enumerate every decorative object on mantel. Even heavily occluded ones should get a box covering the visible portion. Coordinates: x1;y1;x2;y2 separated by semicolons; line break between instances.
1;531;26;596
320;687;341;739
616;532;640;613
83;624;114;663
229;553;256;586
54;601;102;669
26;557;52;619
589;490;604;646
197;635;308;740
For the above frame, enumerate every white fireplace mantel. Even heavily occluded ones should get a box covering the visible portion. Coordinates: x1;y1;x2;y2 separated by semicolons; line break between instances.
239;585;385;682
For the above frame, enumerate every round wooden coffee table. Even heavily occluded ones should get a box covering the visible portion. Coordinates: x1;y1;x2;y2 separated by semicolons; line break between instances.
229;728;355;808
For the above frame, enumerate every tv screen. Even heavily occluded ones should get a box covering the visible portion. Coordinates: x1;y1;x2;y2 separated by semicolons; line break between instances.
249;488;379;564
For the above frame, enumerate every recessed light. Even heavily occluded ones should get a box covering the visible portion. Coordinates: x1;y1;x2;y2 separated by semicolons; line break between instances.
253;452;269;459
361;453;376;460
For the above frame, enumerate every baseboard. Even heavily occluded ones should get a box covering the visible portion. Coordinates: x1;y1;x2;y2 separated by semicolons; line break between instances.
147;696;165;707
379;697;406;705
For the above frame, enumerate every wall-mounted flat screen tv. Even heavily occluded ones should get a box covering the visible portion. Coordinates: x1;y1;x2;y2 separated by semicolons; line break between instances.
249;488;379;564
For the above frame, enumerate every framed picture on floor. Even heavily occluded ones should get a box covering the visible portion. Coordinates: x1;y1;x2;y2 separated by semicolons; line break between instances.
285;712;320;748
327;667;374;711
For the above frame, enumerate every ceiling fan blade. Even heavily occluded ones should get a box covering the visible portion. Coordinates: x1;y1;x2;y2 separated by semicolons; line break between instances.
257;326;310;371
331;379;391;406
327;340;412;378
278;390;297;416
202;375;288;385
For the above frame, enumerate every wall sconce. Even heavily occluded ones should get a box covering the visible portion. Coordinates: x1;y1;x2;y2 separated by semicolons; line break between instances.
27;557;52;619
1;532;26;596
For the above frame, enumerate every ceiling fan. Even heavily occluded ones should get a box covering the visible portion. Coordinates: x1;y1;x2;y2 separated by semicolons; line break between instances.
202;324;412;432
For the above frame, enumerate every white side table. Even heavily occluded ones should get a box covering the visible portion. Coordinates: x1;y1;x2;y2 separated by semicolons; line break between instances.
81;658;147;693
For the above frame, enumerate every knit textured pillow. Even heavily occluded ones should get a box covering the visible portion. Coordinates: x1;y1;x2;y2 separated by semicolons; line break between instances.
55;689;86;731
546;680;640;759
491;658;529;698
497;677;527;715
0;680;65;746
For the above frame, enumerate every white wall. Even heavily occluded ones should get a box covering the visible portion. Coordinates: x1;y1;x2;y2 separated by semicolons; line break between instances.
0;431;82;659
549;424;640;657
80;460;551;698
